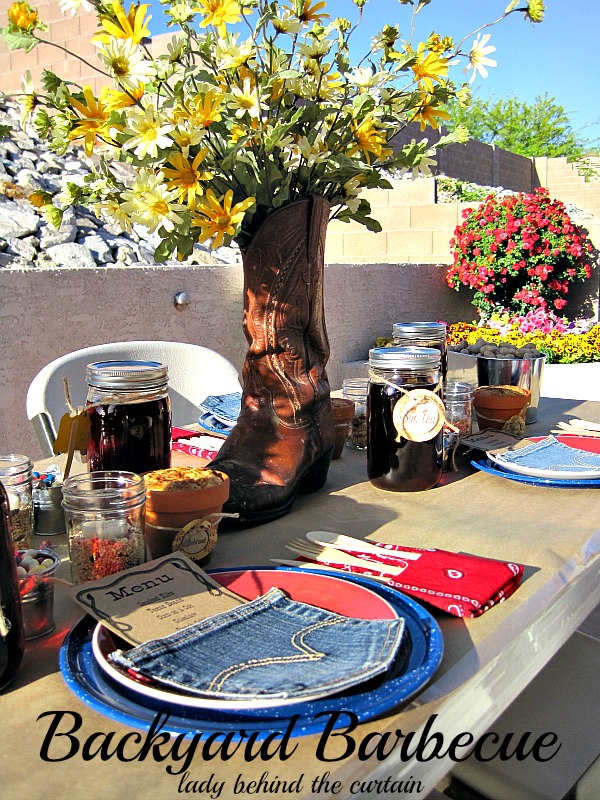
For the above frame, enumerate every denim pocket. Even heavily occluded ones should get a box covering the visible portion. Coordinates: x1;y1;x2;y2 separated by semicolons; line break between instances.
109;588;405;701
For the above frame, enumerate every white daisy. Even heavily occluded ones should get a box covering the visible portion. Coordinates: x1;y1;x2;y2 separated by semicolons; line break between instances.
122;104;174;160
58;0;93;15
465;33;497;84
97;37;155;92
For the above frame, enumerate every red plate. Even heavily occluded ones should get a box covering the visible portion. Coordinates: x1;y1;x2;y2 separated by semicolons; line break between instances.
529;434;600;454
212;568;398;620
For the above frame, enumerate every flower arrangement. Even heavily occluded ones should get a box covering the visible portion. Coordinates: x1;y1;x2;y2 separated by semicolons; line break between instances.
1;0;545;260
446;187;596;317
447;312;600;364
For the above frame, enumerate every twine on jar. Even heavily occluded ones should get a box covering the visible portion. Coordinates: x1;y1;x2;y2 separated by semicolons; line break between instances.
368;370;443;396
368;371;459;432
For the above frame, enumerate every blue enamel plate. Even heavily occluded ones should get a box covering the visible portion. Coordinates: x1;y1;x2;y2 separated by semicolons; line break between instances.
59;566;443;740
472;457;600;487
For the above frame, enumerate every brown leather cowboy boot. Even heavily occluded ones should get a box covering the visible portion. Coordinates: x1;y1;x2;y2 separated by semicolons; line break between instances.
210;195;334;524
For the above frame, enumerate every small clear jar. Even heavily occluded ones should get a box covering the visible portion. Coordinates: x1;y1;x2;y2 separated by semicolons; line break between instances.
62;471;146;584
367;347;444;492
392;322;448;380
342;378;368;450
86;360;171;475
443;381;475;437
0;454;34;549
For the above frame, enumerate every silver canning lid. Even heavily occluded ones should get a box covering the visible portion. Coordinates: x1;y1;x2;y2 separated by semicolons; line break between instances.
392;321;446;340
369;346;441;369
86;360;168;390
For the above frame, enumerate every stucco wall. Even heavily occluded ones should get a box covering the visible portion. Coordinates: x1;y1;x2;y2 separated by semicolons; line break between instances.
0;261;475;458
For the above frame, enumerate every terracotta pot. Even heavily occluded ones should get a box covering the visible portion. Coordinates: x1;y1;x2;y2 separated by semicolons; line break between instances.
144;468;229;561
473;385;531;433
331;398;355;459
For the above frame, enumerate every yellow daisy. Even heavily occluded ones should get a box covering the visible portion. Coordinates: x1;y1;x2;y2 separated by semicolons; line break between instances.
8;1;39;31
92;1;152;46
347;116;393;165
411;94;451;132
410;46;449;92
162;148;213;208
283;0;329;25
194;0;243;35
191;189;254;248
186;90;225;128
68;85;119;155
103;84;145;112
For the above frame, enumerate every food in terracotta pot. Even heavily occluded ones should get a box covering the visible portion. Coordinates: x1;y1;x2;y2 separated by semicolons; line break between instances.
473;385;531;434
144;467;229;562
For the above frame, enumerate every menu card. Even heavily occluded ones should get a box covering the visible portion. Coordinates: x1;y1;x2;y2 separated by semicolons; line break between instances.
460;430;524;451
69;553;246;646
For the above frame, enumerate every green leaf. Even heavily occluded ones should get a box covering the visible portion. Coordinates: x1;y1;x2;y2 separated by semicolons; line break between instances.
42;205;64;229
41;70;64;94
0;124;12;140
154;238;174;263
1;28;38;53
276;69;302;80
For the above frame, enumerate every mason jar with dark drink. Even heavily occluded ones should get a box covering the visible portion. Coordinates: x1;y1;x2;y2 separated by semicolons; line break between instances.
392;321;448;381
367;347;444;492
86;360;171;475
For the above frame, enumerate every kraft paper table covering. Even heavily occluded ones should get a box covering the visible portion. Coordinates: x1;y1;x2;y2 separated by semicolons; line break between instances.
2;396;600;799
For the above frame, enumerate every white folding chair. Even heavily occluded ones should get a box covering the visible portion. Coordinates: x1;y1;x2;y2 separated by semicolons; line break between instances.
26;340;241;457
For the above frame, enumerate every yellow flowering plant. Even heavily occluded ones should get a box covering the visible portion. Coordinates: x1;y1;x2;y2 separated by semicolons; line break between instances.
2;0;545;260
447;318;600;364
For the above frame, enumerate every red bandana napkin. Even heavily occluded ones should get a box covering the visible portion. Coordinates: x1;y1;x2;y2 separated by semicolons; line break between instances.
300;541;524;618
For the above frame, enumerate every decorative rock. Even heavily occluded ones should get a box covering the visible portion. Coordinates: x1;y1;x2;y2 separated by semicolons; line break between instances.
0;97;240;269
39;222;77;249
46;242;98;269
5;235;37;263
0;201;39;239
82;233;114;263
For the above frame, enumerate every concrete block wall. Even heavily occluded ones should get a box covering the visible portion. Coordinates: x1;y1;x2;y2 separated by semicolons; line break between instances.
0;1;106;95
536;156;600;219
325;179;471;265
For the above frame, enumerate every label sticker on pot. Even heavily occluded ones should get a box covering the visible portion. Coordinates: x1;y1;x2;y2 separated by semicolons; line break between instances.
393;390;445;442
173;519;217;563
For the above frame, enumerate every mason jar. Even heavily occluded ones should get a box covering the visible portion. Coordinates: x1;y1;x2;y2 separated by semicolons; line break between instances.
342;378;369;450
62;471;146;584
443;381;475;437
392;322;448;380
0;454;34;550
86;360;171;474
367;347;444;492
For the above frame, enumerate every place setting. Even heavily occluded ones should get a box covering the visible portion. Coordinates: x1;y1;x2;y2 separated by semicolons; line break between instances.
58;553;444;738
468;424;600;488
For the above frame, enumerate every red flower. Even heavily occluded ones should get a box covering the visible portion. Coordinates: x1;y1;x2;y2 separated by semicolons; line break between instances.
446;187;596;316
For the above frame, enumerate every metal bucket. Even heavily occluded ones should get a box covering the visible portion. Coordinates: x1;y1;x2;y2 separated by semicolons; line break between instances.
18;548;61;640
447;352;545;423
21;580;56;640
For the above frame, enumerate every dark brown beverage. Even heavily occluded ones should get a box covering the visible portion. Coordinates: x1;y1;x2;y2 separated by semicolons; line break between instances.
87;396;171;474
367;382;443;492
0;483;25;692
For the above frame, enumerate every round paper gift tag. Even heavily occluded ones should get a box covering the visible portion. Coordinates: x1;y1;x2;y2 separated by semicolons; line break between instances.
393;389;445;442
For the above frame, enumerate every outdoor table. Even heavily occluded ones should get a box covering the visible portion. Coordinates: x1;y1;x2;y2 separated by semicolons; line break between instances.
2;395;600;799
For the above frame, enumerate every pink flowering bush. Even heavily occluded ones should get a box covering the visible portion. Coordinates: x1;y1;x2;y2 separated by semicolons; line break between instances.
446;188;596;316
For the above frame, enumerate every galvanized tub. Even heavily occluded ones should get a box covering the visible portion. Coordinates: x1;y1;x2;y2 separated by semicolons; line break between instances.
447;352;546;424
